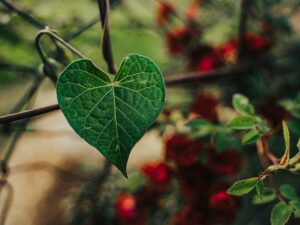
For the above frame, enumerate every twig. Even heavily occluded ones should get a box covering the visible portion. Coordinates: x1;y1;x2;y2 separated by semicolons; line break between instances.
97;0;116;74
0;104;60;125
64;17;99;42
238;0;250;60
35;28;86;83
164;65;244;85
9;162;92;182
0;0;45;29
0;62;38;77
0;182;13;225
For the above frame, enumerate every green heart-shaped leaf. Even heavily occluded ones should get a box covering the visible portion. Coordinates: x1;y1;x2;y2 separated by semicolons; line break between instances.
57;54;166;177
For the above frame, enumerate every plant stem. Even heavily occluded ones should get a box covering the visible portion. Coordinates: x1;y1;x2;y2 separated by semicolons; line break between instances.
64;17;99;42
35;28;86;83
0;0;45;29
238;0;250;60
97;0;116;74
0;104;60;125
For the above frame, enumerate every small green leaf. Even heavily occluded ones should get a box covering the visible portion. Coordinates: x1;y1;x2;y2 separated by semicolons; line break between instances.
227;177;258;196
290;200;300;218
271;202;293;225
280;121;290;166
57;54;166;177
256;180;264;198
252;188;276;205
226;115;257;130
242;130;260;145
280;184;298;200
187;119;214;138
232;93;255;115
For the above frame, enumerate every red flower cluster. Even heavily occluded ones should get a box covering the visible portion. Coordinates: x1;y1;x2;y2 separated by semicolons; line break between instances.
166;24;201;55
208;148;243;176
141;161;170;191
191;92;219;122
165;134;202;166
157;1;273;74
165;135;241;225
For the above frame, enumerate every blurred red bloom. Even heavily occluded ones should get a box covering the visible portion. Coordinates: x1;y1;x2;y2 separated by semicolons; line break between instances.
243;33;272;54
157;1;174;26
258;96;290;127
174;203;205;225
141;162;170;189
166;25;200;55
218;33;272;62
165;135;202;166
116;193;138;222
191;92;219;122
195;50;223;72
209;191;238;211
207;148;242;177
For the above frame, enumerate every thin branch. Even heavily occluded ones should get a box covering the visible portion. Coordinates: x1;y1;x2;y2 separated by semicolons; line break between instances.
165;65;245;85
97;0;116;74
238;0;250;60
64;17;99;42
0;104;60;125
0;62;38;77
35;28;86;82
0;0;45;29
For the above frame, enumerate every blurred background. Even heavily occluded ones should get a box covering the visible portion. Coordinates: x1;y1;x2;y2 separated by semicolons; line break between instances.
1;0;300;225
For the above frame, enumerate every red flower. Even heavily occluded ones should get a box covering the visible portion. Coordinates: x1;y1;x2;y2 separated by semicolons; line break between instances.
191;92;219;122
141;162;170;190
217;33;272;62
209;188;238;211
195;50;223;72
157;1;174;26
116;193;137;222
243;33;272;54
208;183;239;224
174;203;205;225
166;25;200;55
165;135;202;166
218;39;237;62
207;148;242;177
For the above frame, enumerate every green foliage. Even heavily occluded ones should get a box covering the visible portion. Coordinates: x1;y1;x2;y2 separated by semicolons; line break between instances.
280;121;290;165
252;188;276;205
271;202;293;225
232;94;254;115
279;184;298;200
186;119;214;138
280;93;300;119
57;54;166;177
242;129;260;145
227;177;258;196
256;179;264;198
226;115;257;130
